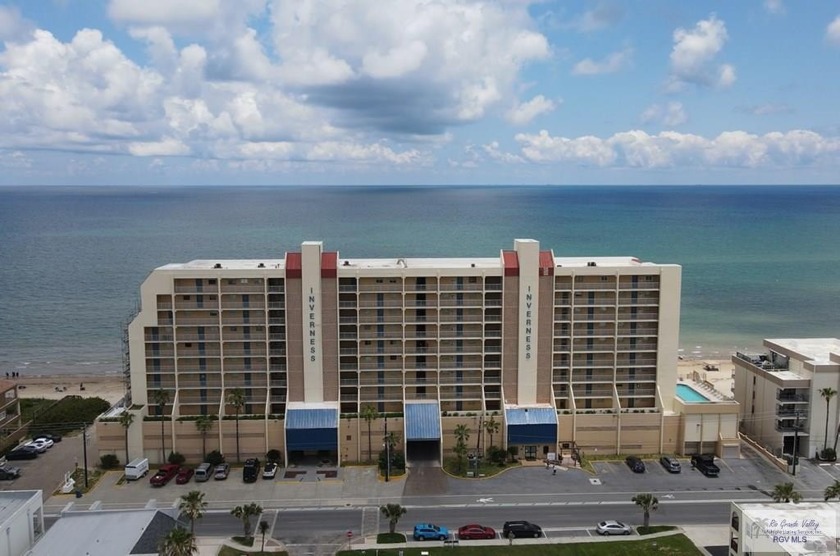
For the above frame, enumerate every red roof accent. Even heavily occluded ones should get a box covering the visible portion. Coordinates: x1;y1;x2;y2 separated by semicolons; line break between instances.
321;252;338;278
285;252;302;279
502;250;519;277
539;251;554;277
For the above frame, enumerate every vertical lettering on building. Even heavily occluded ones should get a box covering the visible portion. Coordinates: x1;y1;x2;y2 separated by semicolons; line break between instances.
308;288;317;362
524;288;532;359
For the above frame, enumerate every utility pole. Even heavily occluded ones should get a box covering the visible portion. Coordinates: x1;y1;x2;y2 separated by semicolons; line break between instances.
82;422;89;488
792;412;800;477
384;415;390;482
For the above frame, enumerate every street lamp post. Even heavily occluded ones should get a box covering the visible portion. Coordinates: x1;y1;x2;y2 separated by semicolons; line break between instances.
82;422;89;488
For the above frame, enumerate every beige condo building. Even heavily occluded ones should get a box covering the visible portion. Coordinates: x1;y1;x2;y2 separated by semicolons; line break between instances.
99;239;737;465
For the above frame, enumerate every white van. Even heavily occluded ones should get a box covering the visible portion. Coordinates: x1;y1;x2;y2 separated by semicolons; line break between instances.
194;462;213;482
125;457;149;481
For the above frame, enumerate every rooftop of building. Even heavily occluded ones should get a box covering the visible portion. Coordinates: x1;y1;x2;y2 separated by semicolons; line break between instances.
0;490;40;524
158;254;656;272
29;508;179;556
765;338;840;366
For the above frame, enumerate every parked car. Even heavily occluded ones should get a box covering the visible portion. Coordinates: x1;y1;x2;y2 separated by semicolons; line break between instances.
149;464;180;487
457;524;496;540
213;463;230;480
194;463;213;482
625;456;645;473
5;446;38;460
659;455;681;473
691;454;720;477
596;520;632;535
503;521;542;539
24;439;49;453
413;523;450;541
32;436;54;449
0;466;21;480
42;433;62;443
243;458;260;483
175;466;194;484
262;461;278;480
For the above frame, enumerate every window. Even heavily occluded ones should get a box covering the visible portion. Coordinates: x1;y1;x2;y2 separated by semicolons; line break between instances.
208;279;217;285
468;277;477;283
184;343;192;348
600;276;608;281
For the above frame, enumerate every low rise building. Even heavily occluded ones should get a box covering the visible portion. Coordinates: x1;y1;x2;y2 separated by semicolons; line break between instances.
733;338;840;461
0;490;44;556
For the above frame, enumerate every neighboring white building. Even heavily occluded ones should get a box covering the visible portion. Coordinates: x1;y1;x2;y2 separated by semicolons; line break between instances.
729;501;839;555
0;491;44;556
733;338;840;461
27;508;179;556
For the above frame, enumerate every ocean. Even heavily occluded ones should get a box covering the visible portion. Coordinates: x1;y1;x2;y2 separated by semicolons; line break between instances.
1;185;839;376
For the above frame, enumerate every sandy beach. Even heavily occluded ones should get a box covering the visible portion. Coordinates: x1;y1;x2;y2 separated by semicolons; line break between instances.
12;375;127;406
678;357;736;398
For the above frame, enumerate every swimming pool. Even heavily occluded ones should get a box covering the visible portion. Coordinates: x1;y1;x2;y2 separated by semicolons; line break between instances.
676;383;711;402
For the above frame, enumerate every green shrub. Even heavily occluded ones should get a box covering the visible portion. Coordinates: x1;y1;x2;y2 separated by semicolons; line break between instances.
821;448;837;461
266;449;282;463
100;454;120;469
378;450;406;473
29;396;110;435
487;446;507;465
206;450;225;466
168;451;186;465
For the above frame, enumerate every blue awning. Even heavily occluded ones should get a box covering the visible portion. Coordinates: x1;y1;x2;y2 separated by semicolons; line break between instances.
286;408;338;429
405;402;441;441
285;405;338;451
505;406;557;445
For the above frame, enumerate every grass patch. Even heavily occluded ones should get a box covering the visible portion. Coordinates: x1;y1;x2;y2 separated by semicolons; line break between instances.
337;534;703;555
377;532;406;544
232;536;254;546
53;467;106;495
19;398;57;424
638;525;678;535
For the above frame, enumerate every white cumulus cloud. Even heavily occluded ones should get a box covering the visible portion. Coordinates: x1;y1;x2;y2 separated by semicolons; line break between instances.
506;95;557;125
572;47;632;75
667;15;735;91
512;129;840;168
827;16;840;46
764;0;785;15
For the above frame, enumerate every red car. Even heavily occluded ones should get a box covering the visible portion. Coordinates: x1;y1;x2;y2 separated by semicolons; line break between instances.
149;464;180;487
175;466;194;484
458;524;496;540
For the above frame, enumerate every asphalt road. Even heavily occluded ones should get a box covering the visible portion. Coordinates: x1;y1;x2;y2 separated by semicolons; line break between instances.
194;500;732;542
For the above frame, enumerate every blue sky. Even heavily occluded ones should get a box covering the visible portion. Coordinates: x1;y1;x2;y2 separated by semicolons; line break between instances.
0;0;838;185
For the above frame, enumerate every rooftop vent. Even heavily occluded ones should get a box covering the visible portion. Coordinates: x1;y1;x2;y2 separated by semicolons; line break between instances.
213;263;222;269
587;261;597;267
343;260;350;266
257;263;265;268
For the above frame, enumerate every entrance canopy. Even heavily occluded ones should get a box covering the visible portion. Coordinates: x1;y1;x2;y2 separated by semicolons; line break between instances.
505;406;557;445
405;401;442;441
285;402;339;451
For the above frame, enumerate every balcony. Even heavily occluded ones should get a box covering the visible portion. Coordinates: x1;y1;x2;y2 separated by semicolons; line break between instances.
776;421;808;432
777;390;809;403
736;352;790;372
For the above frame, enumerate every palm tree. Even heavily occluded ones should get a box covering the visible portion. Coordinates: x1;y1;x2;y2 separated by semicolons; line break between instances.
632;493;659;528
454;424;470;475
179;490;207;534
360;404;379;462
194;414;214;461
821;387;838;451
152;389;171;464
226;387;246;463
483;415;500;449
771;482;802;503
158;526;197;556
379;503;407;534
824;480;840;501
231;502;262;539
118;410;134;464
258;520;270;551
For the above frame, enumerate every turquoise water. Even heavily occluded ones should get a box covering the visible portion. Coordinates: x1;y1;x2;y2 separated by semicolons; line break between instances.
676;384;711;403
0;185;838;376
